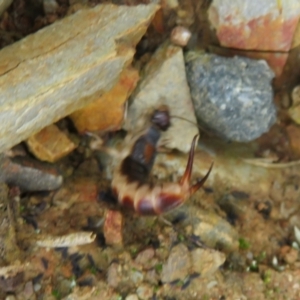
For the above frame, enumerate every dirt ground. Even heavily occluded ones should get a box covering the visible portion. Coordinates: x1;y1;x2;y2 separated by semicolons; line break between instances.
1;0;300;300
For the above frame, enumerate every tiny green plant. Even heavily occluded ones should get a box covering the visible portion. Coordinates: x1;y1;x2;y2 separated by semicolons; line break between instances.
155;263;163;273
178;234;185;242
263;270;271;284
239;237;250;250
52;289;61;299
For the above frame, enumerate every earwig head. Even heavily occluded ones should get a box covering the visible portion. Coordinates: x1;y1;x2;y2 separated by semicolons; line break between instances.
151;105;170;131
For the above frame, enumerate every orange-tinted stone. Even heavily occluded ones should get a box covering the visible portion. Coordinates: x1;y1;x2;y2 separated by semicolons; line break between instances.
151;8;165;34
26;124;76;163
70;68;139;133
103;210;123;246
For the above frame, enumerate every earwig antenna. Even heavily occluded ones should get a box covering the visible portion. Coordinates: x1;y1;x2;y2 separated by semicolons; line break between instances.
170;115;213;136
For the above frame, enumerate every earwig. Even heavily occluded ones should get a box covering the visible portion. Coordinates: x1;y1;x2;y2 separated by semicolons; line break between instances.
110;106;213;215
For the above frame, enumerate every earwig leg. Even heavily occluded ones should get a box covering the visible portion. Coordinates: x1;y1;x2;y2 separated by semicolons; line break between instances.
179;135;199;186
189;162;214;195
88;132;121;159
158;216;173;227
97;146;120;159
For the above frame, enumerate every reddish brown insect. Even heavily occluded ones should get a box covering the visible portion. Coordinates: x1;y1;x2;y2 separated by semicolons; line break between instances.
111;106;213;215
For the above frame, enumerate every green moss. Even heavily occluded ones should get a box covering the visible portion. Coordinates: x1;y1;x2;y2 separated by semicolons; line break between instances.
257;251;266;263
265;288;274;298
52;289;61;299
263;270;272;284
130;246;138;256
153;285;160;292
239;237;250;250
178;234;185;242
89;265;97;274
155;263;163;273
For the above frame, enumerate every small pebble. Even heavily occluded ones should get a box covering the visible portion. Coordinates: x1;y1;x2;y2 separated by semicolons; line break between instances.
134;248;155;269
292;85;300;106
43;0;59;15
125;295;139;300
26;124;76;163
136;283;153;300
22;281;35;299
161;243;191;283
191;248;226;277
103;210;123;246
280;246;299;264
170;26;191;46
33;283;42;292
107;263;121;288
145;269;159;285
130;269;144;284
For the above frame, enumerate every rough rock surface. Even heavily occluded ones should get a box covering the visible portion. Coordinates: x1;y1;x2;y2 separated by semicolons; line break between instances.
208;0;300;51
185;52;276;142
209;45;289;77
0;4;158;153
125;42;198;153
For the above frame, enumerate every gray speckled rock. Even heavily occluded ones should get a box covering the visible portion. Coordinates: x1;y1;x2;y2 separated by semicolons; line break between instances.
185;52;276;142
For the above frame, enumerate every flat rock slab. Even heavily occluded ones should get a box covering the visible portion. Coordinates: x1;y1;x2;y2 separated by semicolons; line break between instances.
0;4;158;153
185;52;276;142
125;42;198;153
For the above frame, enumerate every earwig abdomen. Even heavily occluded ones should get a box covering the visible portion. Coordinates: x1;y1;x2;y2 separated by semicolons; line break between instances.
112;134;213;216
